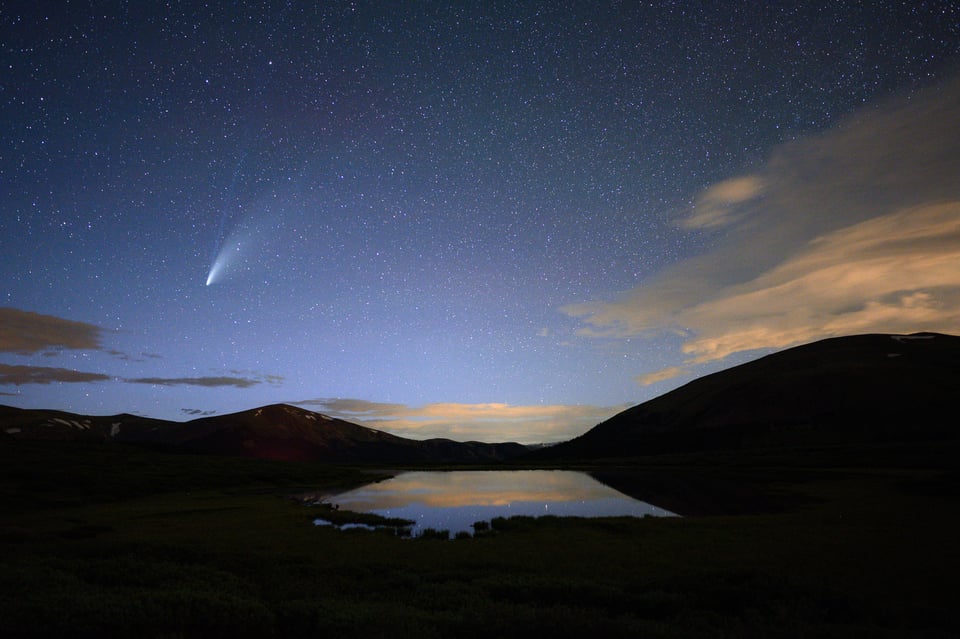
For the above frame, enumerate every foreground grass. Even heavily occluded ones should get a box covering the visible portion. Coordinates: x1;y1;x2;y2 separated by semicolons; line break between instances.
1;440;958;638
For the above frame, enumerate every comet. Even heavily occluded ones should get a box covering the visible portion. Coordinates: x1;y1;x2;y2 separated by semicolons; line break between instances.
205;258;223;286
204;170;292;287
205;236;245;286
204;192;284;286
206;151;249;287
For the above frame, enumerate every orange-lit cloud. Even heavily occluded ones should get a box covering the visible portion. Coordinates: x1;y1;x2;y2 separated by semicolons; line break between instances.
676;202;960;364
564;72;960;382
0;307;104;354
681;175;764;229
635;366;686;386
295;398;627;444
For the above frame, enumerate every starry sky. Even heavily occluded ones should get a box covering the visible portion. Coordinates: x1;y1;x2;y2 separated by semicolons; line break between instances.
2;2;959;443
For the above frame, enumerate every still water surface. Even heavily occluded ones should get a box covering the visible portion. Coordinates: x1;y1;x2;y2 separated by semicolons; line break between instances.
316;470;676;536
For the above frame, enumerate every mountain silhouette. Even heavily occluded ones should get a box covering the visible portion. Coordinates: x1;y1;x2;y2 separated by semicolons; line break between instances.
0;403;527;463
536;332;959;459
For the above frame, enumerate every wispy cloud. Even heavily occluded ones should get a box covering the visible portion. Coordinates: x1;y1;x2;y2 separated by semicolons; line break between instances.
564;72;960;381
126;370;282;389
0;363;112;385
293;398;627;444
126;376;265;388
681;175;764;230
635;366;686;386
0;307;105;354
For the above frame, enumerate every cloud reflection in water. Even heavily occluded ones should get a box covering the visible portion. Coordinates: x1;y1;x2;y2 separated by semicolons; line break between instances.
325;470;676;537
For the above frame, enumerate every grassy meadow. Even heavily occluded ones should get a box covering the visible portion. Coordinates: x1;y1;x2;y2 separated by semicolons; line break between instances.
2;439;958;638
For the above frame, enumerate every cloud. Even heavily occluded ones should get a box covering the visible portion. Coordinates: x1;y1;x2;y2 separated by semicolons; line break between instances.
126;370;282;388
126;376;263;388
635;366;686;386
0;308;105;354
295;398;408;416
681;175;764;229
293;398;627;444
0;363;112;385
675;202;960;363
564;72;960;375
181;408;218;416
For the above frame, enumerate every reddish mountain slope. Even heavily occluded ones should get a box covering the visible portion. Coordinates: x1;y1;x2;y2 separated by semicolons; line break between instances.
0;403;527;463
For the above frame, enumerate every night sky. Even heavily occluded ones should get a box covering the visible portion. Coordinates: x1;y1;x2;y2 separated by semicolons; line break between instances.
3;2;959;443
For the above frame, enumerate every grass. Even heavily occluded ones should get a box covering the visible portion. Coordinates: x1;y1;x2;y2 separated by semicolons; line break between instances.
1;439;958;637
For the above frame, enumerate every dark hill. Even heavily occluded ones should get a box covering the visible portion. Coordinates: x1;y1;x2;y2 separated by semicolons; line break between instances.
0;403;528;464
538;332;959;460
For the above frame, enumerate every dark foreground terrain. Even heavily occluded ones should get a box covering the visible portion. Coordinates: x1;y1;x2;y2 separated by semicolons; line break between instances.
2;439;959;638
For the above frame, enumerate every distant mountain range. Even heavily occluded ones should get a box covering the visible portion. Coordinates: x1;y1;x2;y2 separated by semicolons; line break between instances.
3;332;957;464
0;403;528;464
537;332;959;460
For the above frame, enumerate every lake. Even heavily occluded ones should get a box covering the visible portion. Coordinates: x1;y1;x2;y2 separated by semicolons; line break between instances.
313;470;676;537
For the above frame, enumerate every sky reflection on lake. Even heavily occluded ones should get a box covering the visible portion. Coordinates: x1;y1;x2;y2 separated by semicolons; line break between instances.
322;470;676;536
